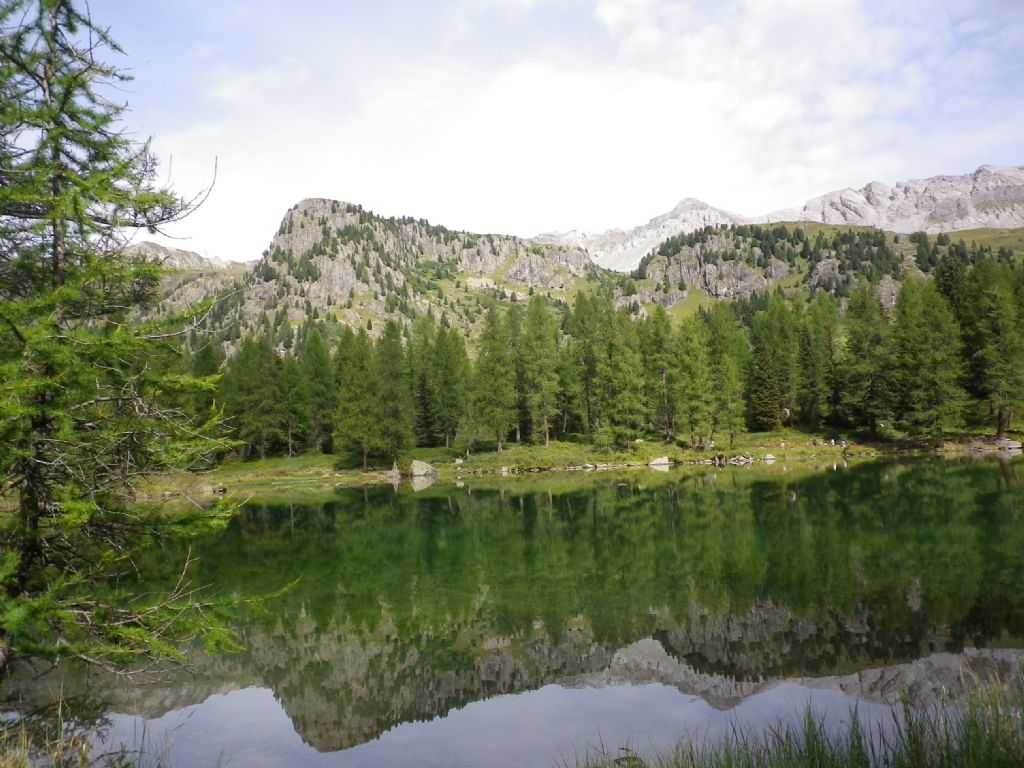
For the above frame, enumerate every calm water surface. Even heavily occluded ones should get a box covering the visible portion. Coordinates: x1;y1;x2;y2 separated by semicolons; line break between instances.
5;458;1024;766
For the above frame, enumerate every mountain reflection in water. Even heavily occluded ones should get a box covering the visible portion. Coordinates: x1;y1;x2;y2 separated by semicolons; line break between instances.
4;458;1023;766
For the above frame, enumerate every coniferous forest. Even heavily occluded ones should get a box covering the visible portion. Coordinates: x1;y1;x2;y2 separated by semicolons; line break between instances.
203;255;1024;465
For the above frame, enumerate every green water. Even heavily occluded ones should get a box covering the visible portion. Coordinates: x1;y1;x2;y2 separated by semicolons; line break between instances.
6;458;1024;765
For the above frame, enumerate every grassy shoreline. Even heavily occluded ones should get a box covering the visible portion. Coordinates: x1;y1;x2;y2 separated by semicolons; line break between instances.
574;676;1024;768
135;426;1022;502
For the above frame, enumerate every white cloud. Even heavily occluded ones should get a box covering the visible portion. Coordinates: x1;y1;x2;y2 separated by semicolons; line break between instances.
129;0;1023;262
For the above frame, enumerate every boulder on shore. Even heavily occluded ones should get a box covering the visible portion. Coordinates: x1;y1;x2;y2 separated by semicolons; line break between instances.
411;460;438;477
649;456;671;467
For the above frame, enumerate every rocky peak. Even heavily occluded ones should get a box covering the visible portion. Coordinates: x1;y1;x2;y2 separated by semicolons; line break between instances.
767;164;1024;234
542;164;1024;273
535;198;744;272
124;240;230;271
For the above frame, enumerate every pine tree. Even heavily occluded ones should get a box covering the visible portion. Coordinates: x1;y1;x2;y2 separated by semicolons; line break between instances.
300;327;336;453
960;262;1024;437
750;341;783;431
222;335;287;459
712;352;746;446
373;321;414;461
841;281;895;436
595;311;647;448
428;326;469;448
556;337;586;436
407;315;438;446
892;277;966;445
334;328;376;468
190;339;224;420
934;251;967;320
677;316;712;447
705;305;749;447
797;293;839;427
472;308;516;451
523;295;560;447
0;0;225;671
753;293;800;424
504;304;529;443
280;356;312;456
640;306;678;441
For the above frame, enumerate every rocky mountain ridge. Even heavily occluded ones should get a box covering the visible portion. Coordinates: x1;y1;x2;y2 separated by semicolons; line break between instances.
768;164;1024;235
154;197;598;345
150;165;1024;344
535;198;745;273
124;240;233;271
541;164;1024;272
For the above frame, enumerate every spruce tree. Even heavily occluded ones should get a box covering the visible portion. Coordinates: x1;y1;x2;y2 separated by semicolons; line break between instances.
190;339;224;420
222;335;287;459
640;305;678;441
334;328;376;468
677;316;712;448
841;281;895;436
472;308;516;451
892;277;966;445
753;293;800;423
961;262;1024;437
504;304;529;442
797;293;839;427
280;356;312;457
408;315;438;446
705;305;749;446
373;321;414;461
523;295;560;447
594;310;647;448
300;327;336;453
428;326;469;448
0;0;225;672
750;341;784;431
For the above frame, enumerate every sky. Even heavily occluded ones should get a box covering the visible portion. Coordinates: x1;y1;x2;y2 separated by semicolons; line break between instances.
92;0;1024;263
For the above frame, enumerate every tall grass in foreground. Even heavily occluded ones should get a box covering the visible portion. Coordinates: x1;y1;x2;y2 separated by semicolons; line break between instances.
0;705;171;768
575;676;1024;768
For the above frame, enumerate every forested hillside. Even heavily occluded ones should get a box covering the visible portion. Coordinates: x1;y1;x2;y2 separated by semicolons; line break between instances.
184;251;1023;465
632;223;1019;308
138;195;1024;465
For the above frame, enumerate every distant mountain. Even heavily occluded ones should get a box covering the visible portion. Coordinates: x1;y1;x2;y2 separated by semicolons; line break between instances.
124;240;232;271
151;165;1024;344
547;165;1024;272
767;164;1024;234
535;198;744;273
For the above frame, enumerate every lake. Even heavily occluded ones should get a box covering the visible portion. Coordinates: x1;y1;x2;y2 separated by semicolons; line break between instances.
5;457;1024;766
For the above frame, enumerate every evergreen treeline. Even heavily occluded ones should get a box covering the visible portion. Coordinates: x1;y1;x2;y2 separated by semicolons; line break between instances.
201;260;1024;464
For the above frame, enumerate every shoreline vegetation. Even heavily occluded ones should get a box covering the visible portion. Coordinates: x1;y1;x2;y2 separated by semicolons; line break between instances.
134;427;1023;501
572;675;1024;768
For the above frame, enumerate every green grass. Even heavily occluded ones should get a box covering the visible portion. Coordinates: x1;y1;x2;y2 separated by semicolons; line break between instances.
132;418;1024;502
137;427;886;501
931;226;1024;253
660;288;714;321
574;674;1024;768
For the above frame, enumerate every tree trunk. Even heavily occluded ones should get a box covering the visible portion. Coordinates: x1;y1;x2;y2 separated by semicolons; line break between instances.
662;372;670;442
997;407;1010;439
497;437;503;452
0;632;12;674
544;416;550;448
